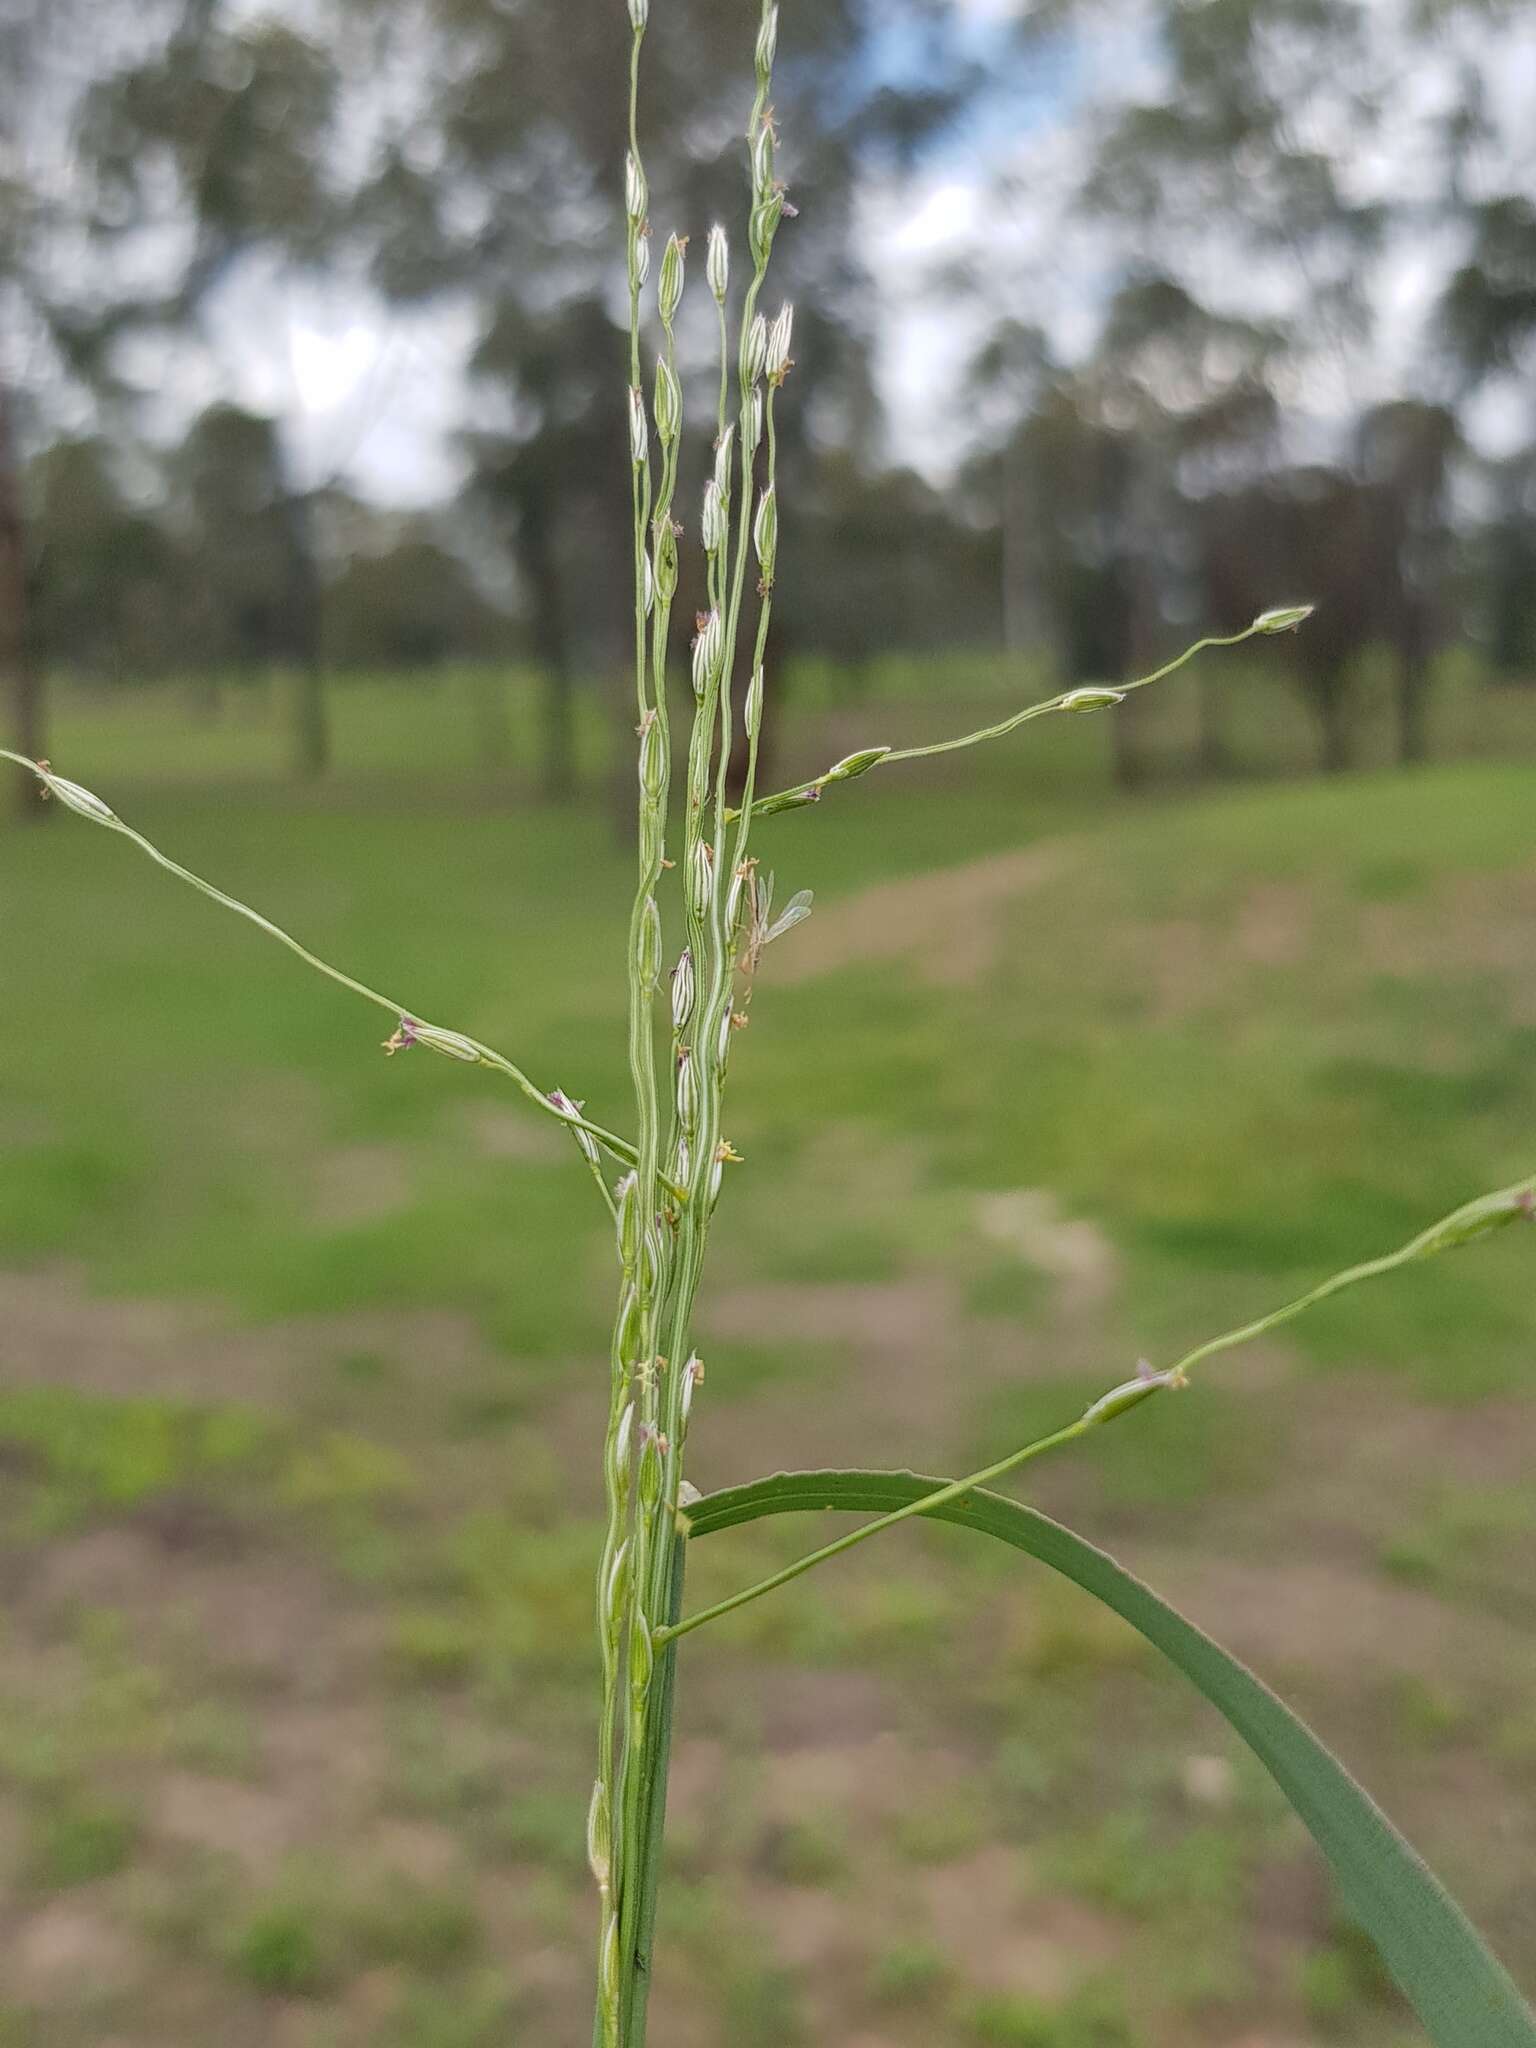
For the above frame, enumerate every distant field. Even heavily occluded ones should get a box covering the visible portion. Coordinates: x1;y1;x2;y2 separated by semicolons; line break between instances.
0;662;1533;2046
38;640;1536;801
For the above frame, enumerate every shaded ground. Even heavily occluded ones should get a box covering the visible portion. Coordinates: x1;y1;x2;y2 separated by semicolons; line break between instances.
0;733;1533;2047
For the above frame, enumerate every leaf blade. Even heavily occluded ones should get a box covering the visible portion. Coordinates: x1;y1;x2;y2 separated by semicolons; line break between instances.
686;1469;1536;2048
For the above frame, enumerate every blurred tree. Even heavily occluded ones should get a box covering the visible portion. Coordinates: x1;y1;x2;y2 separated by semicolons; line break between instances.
1356;399;1461;763
964;319;1056;659
1028;0;1533;768
1472;447;1536;680
788;451;997;686
168;403;326;765
77;7;343;773
0;0;115;815
1438;195;1536;682
322;524;508;673
26;435;175;681
967;278;1281;784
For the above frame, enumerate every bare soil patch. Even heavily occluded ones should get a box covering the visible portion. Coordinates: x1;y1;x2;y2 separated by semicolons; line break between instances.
770;842;1066;987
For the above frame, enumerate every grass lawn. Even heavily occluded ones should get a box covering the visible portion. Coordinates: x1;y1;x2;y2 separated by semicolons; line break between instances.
0;664;1532;2045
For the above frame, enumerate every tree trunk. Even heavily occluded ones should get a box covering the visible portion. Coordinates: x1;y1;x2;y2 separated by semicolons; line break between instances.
1395;652;1429;766
540;661;576;802
525;521;576;802
1315;675;1354;775
284;488;329;780
1112;561;1158;792
471;668;513;779
291;659;330;781
1195;669;1231;780
1001;444;1032;657
1394;605;1432;766
0;382;46;822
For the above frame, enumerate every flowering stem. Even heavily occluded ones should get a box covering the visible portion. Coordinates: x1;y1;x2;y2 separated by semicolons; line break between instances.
0;750;639;1175
729;615;1306;821
656;1173;1536;1647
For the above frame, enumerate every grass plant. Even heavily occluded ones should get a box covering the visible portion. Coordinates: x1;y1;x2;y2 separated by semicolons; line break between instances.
2;6;1534;2045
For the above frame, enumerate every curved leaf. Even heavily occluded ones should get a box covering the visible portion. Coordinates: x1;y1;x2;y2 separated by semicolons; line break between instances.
686;1470;1536;2048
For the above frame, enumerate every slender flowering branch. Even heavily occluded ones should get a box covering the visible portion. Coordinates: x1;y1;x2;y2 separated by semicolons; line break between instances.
644;0;790;1635
592;7;666;2038
727;609;1314;822
1;750;640;1173
603;10;796;2042
656;1173;1536;1647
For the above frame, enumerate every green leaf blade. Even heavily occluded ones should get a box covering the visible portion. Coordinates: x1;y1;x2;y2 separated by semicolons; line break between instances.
686;1469;1536;2048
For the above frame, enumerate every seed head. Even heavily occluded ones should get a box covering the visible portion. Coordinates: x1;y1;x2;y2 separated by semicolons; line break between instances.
752;782;820;816
671;948;696;1032
689;839;715;919
766;303;794;382
707;223;730;304
750;185;786;264
824;746;889;784
600;1914;621;2012
625;151;647;224
1254;603;1314;635
692;609;724;698
642;550;655;617
550;1089;600;1167
653;354;681;446
744;312;769;387
639;712;666;801
604;1537;631;1633
1408;1179;1536;1257
747;388;764;453
637;1424;665;1509
725;863;748;931
606;1398;636;1503
411;1022;482;1064
629;1610;654;1694
1082;1374;1175;1428
643;1220;667;1296
680;1353;704;1427
675;1048;699;1134
745;666;764;737
627;0;648;28
639;893;663;992
616;1173;641;1271
616;1280;643;1364
628;386;649;467
751;118;775;197
701;478;727;555
653;516;679;603
587;1781;612;1890
634;231;650;289
658;232;687;325
753;484;778;584
42;772;118;825
713;426;735;498
1060;686;1126;714
755;3;779;79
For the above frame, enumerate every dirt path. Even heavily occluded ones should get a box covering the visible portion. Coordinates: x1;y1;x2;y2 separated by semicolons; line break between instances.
769;841;1068;986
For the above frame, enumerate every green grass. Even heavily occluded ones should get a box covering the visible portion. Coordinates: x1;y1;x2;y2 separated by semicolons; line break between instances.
24;1793;139;1889
0;669;1533;2045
